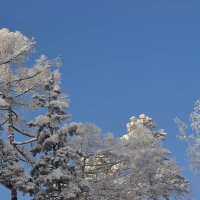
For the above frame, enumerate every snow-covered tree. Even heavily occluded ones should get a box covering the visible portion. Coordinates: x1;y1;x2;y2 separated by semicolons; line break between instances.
0;140;35;200
28;72;92;200
176;100;200;175
65;115;189;200
121;114;188;200
0;140;24;200
64;122;116;199
117;114;189;200
0;28;190;200
0;28;57;146
0;28;58;199
80;114;188;200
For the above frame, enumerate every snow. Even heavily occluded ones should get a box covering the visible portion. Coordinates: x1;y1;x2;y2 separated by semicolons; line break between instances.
0;97;8;107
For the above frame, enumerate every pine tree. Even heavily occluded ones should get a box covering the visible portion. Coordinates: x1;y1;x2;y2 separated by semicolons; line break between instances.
28;72;91;199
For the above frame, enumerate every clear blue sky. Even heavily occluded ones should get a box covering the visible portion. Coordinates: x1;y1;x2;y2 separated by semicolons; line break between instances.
1;0;200;199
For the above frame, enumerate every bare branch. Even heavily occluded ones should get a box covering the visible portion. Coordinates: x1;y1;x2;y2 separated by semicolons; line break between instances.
14;145;34;164
0;118;9;125
0;108;9;110
11;109;18;119
13;126;35;138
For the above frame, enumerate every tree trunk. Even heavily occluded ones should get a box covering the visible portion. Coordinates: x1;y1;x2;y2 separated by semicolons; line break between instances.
8;106;14;145
11;188;17;200
82;157;86;178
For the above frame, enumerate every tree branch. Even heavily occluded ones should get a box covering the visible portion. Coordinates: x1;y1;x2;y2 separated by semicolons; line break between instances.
14;145;34;164
11;109;18;119
0;44;32;66
13;125;35;138
14;66;50;82
14;85;36;98
13;137;37;145
0;118;9;126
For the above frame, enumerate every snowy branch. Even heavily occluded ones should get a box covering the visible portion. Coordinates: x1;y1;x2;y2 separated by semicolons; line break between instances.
0;44;32;66
13;66;50;82
13;137;37;145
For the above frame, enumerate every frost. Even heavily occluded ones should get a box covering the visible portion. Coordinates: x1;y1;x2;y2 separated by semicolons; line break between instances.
35;115;50;124
49;99;69;109
0;97;8;107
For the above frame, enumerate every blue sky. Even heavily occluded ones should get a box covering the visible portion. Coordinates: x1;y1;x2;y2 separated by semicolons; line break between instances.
1;0;200;199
